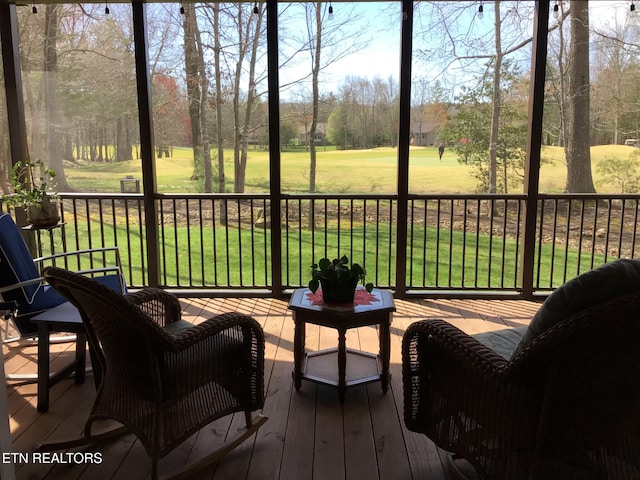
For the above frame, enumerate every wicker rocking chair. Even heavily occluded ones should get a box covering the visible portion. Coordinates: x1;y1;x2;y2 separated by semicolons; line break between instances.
38;267;267;480
403;259;640;480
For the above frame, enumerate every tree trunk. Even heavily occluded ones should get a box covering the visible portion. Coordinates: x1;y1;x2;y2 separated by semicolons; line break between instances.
488;0;502;195
194;8;211;193
44;5;69;189
232;5;247;192
63;133;73;160
183;5;203;181
116;117;124;161
124;115;133;161
214;5;225;195
97;126;103;162
213;6;227;224
565;0;595;193
22;67;43;168
309;1;322;194
557;4;567;148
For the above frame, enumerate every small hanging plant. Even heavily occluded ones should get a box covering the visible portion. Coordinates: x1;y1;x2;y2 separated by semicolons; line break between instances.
2;159;60;227
3;159;59;209
309;255;374;303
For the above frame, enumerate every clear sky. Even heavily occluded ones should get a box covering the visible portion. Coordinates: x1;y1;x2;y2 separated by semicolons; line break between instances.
277;0;637;102
278;2;402;98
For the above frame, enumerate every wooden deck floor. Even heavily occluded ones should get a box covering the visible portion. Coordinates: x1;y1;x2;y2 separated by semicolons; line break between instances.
3;296;541;480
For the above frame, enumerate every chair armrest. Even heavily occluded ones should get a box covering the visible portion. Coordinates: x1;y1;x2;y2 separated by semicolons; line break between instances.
75;266;121;276
0;277;44;294
126;288;182;328
402;319;541;471
402;319;532;434
33;246;121;265
34;247;124;286
403;318;508;381
169;312;264;351
0;252;124;296
0;268;121;293
152;312;266;411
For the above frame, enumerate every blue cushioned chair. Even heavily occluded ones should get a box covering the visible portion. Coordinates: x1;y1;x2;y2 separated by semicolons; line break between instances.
0;213;126;340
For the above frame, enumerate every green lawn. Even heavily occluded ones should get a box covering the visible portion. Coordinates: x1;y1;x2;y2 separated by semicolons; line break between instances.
63;144;639;195
44;217;603;290
54;143;627;289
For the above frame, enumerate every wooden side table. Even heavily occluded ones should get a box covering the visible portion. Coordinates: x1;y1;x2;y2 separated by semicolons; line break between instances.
288;287;395;402
31;302;87;412
0;302;16;480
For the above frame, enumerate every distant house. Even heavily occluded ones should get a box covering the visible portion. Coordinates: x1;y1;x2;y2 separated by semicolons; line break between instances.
298;123;329;146
410;117;443;147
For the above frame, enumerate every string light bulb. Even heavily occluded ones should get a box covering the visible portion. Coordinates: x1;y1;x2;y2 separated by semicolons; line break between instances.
478;2;484;20
32;1;37;14
553;1;559;18
253;2;259;14
180;1;185;14
105;1;110;14
328;2;334;20
632;2;636;11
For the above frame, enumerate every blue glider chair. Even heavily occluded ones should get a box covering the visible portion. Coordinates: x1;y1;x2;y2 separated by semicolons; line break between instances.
0;213;126;396
0;213;126;340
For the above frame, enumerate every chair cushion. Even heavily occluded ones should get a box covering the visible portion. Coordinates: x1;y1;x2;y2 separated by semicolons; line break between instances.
24;285;67;314
23;273;125;315
91;274;127;295
14;273;126;336
473;326;527;360
0;214;42;304
511;259;640;358
164;319;196;336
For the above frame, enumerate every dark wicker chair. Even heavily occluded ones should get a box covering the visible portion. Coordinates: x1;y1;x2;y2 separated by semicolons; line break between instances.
403;290;640;480
39;267;267;480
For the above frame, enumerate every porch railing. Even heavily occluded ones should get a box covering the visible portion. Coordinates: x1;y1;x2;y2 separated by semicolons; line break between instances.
8;192;640;298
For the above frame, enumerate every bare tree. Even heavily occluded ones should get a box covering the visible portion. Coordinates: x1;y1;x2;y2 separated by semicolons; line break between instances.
199;3;265;193
282;2;367;193
546;0;569;147
231;3;264;193
590;13;640;145
422;0;532;193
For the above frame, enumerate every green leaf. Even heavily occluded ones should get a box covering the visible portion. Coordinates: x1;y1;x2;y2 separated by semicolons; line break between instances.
318;258;331;271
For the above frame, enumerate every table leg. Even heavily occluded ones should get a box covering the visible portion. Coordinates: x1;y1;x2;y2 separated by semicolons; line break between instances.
0;314;16;480
379;317;391;393
74;332;86;384
293;317;305;390
37;324;50;412
338;327;347;403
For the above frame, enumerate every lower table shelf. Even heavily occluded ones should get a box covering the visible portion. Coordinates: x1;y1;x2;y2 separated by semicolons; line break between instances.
301;347;382;387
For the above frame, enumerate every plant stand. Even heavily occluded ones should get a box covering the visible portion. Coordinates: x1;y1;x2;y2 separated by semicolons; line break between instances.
21;222;66;258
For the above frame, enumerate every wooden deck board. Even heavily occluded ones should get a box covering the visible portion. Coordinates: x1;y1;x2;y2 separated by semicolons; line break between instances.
2;296;539;480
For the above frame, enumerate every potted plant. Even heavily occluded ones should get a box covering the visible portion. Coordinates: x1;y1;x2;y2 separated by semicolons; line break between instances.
309;255;374;303
2;159;60;228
